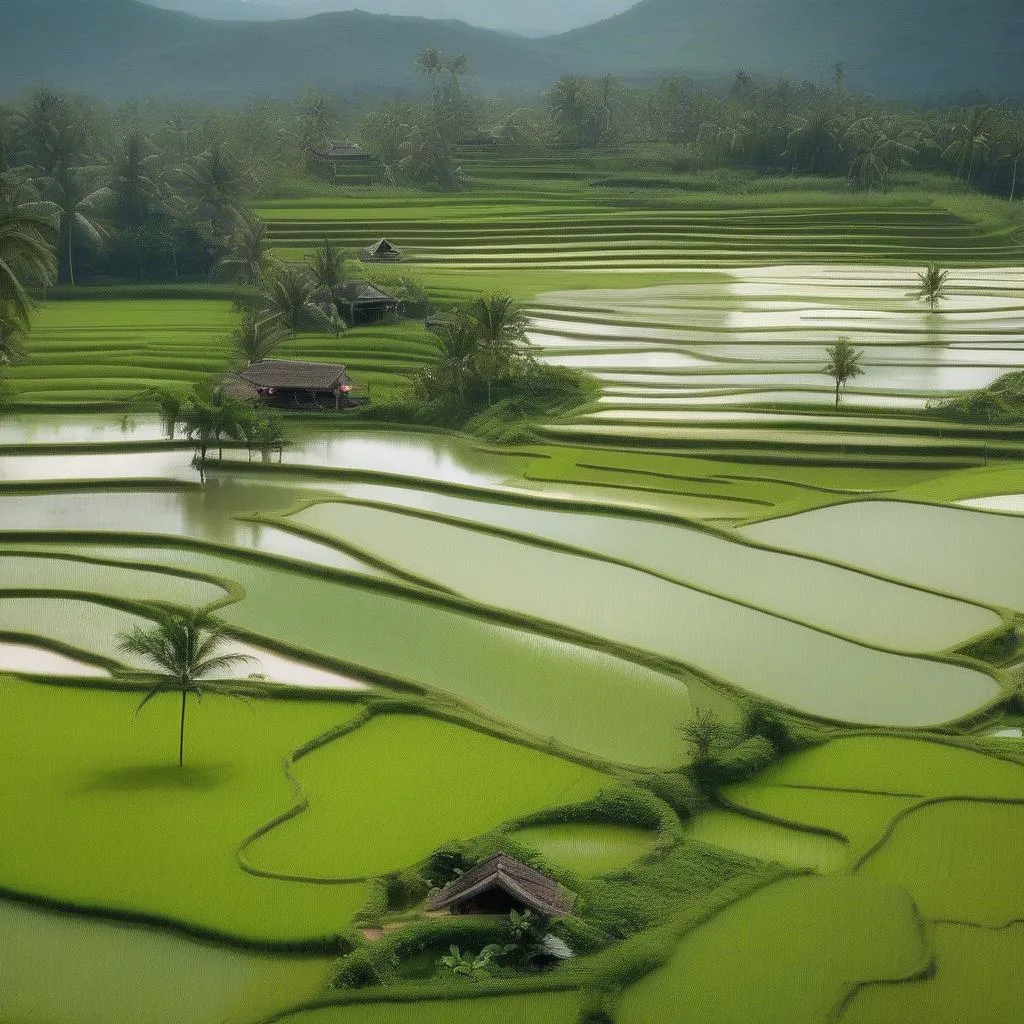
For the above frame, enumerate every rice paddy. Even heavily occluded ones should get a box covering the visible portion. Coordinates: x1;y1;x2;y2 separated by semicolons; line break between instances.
5;177;1024;1021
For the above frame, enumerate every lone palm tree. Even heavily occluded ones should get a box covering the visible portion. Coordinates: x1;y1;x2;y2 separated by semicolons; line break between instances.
942;106;994;183
215;216;281;288
823;337;865;407
428;311;481;409
916;264;950;313
468;294;528;405
260;265;340;337
230;311;288;366
44;166;110;286
117;607;255;768
0;175;57;344
305;237;347;310
137;386;185;440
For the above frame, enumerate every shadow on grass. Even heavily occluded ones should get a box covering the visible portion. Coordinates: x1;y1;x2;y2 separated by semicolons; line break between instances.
77;763;234;792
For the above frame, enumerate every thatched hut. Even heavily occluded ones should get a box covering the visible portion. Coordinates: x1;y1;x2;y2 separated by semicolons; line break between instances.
426;854;572;917
339;280;399;325
360;238;405;263
228;359;360;411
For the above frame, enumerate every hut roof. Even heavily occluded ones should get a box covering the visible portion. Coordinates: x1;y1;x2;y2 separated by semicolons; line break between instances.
361;238;404;260
239;360;353;391
317;139;366;159
221;374;262;402
340;280;397;304
426;853;573;916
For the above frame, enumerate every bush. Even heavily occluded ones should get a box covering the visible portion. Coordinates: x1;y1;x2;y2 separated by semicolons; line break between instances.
643;773;705;820
384;869;430;912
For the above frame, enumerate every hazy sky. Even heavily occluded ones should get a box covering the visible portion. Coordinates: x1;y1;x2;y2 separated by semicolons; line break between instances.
149;0;638;35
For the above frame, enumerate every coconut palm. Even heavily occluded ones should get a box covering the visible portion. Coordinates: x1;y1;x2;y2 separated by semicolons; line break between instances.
468;294;528;405
259;264;340;337
116;607;255;768
942;106;995;183
823;337;865;407
916;264;950;313
136;386;185;440
0;174;58;334
178;385;249;480
215;216;281;288
997;114;1024;202
427;310;481;408
15;87;90;178
175;145;254;230
43;166;111;285
305;237;347;308
107;132;163;228
230;311;288;366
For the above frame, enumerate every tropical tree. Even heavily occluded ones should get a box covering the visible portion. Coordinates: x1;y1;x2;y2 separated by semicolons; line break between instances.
240;406;286;462
137;386;185;440
468;293;528;405
0;175;58;339
230;310;288;366
116;607;255;768
215;216;280;288
397;123;457;187
15;87;91;178
178;385;250;479
548;76;602;146
916;264;950;313
107;132;163;228
43;166;110;285
997;113;1024;202
942;106;994;182
425;310;481;409
305;237;347;309
823;336;865;407
175;145;254;230
259;264;341;337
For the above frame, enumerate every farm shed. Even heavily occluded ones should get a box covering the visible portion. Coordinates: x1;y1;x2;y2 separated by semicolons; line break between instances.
339;280;399;325
360;238;405;263
229;359;361;411
314;140;380;184
426;853;573;917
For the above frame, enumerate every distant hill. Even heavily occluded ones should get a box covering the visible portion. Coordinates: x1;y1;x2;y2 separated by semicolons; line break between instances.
0;0;1020;102
559;0;1024;98
0;0;557;103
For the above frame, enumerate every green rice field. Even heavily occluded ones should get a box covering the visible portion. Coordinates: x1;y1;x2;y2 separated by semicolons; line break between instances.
4;177;1024;1022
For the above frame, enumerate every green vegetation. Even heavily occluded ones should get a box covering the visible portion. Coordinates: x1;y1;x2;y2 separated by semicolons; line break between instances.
823;337;865;408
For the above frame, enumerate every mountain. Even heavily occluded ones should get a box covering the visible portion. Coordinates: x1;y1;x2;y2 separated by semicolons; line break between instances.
559;0;1024;98
0;0;1020;103
0;0;557;102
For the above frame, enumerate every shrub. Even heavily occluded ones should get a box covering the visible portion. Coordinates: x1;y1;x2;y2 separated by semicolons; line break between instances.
384;869;430;912
643;773;705;820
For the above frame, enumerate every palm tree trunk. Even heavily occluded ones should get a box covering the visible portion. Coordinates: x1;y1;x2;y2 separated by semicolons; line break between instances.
1011;158;1019;203
835;379;840;408
178;690;187;768
68;230;75;287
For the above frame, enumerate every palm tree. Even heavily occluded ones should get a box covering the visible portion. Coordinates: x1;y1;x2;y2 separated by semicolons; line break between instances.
997;114;1024;202
178;385;249;480
175;145;254;230
468;294;527;405
259;264;340;337
107;132;162;228
427;310;481;408
0;175;58;337
823;337;865;407
942;106;994;183
43;166;110;286
137;386;185;440
305;237;346;308
230;311;288;366
916;264;950;313
215;216;281;288
116;607;255;768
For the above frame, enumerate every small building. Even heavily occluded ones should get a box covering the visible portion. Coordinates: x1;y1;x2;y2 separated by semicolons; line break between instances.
314;140;380;184
339;280;399;325
360;238;405;263
229;360;361;411
426;854;573;918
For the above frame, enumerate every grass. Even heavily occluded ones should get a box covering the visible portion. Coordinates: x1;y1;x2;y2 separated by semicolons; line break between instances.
0;898;332;1024
243;713;611;881
615;875;928;1024
841;922;1024;1023
755;736;1024;799
512;823;658;876
0;676;369;944
857;801;1024;926
267;991;581;1024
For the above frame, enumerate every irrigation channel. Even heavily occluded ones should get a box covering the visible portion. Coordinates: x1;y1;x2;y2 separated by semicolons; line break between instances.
4;257;1024;1023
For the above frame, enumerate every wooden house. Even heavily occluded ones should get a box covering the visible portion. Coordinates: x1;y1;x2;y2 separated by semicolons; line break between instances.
339;280;399;325
314;140;379;184
426;854;573;917
228;360;361;411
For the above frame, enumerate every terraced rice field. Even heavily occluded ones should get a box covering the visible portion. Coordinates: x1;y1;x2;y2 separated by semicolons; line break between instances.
5;183;1024;1023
